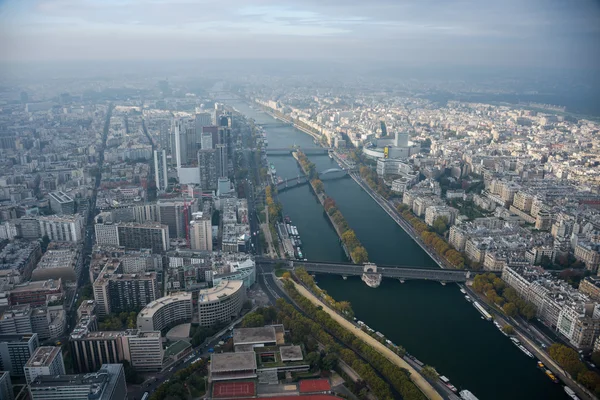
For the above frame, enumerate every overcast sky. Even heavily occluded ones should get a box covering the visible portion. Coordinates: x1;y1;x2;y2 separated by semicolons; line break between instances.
1;0;599;70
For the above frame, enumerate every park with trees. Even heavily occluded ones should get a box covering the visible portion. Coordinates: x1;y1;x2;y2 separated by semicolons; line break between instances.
278;279;426;400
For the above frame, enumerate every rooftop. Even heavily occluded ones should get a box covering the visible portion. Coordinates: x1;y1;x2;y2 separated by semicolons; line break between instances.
10;279;61;293
280;346;303;362
138;292;192;318
25;346;61;368
198;280;243;303
211;352;257;373
234;326;277;346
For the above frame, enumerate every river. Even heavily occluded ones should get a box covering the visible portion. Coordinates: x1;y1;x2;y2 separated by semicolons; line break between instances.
229;100;568;400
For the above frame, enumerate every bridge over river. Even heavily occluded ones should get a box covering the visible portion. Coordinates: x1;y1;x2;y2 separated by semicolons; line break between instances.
256;257;497;283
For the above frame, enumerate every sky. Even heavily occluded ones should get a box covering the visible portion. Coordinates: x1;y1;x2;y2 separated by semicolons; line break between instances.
0;0;599;70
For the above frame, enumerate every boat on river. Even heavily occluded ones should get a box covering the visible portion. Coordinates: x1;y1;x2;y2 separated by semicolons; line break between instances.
545;369;559;383
472;301;492;321
564;386;580;399
459;390;479;400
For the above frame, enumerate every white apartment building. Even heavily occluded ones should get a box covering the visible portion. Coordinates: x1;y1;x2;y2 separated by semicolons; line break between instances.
137;292;193;332
197;280;245;327
38;215;83;242
24;346;65;385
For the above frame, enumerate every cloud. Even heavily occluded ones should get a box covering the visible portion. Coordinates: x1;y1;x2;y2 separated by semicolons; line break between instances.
0;0;598;69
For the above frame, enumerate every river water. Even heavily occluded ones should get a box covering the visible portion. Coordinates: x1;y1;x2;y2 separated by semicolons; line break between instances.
230;100;568;400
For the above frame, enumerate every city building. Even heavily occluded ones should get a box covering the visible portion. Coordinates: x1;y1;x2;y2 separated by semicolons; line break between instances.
198;149;218;191
96;222;170;253
31;242;83;283
28;363;126;400
190;211;212;251
158;198;198;239
197;280;245;327
209;351;257;382
0;371;13;400
117;222;170;253
93;261;159;317
137;292;193;332
0;304;66;340
38;214;84;243
153;149;169;191
8;279;63;307
48;191;75;215
0;240;42;281
502;266;600;349
24;346;65;385
127;331;164;371
579;277;600;302
0;333;39;376
70;320;161;373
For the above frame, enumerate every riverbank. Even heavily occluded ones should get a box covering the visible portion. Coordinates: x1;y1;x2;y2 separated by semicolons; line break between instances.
293;151;367;263
286;278;443;400
346;168;451;270
255;102;323;142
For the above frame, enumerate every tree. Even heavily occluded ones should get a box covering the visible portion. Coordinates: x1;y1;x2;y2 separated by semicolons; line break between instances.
520;302;536;320
502;325;515;335
312;179;324;194
421;365;438;380
432;216;449;235
322;352;338;370
242;312;265;327
306;351;321;370
502;302;518;317
282;271;291;280
549;344;587;378
351;246;369;263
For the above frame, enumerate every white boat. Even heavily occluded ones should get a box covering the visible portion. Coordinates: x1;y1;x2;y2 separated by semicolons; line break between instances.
464;295;472;302
460;288;467;294
472;301;492;321
439;376;457;393
564;386;580;400
459;390;479;400
517;344;534;358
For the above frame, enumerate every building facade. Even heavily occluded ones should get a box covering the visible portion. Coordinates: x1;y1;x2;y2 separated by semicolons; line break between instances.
137;292;193;332
197;280;245;327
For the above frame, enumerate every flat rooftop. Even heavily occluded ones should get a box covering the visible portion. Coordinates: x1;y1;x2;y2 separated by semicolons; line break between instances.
198;280;243;303
10;279;61;292
138;292;192;318
25;346;61;368
211;352;257;373
280;346;303;362
234;326;277;346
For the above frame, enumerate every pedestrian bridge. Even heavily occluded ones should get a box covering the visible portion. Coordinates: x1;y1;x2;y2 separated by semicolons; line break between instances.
256;257;493;283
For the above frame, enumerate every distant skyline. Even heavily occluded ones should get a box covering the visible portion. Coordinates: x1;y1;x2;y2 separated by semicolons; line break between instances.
0;0;599;70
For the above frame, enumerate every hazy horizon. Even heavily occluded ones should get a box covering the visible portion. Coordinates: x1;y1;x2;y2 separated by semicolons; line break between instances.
1;0;599;71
